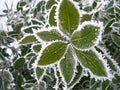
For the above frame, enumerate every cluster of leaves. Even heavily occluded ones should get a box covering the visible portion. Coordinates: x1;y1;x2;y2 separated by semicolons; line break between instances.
0;0;120;90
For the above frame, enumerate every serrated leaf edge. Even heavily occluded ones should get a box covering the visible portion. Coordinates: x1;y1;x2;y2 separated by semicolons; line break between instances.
67;45;79;85
52;67;60;90
31;43;41;54
56;45;84;89
111;33;120;47
32;40;67;68
48;5;57;26
55;0;80;39
19;34;37;44
89;1;109;14
58;45;77;85
31;18;44;25
97;45;120;75
68;66;84;90
90;48;114;81
34;26;66;43
21;25;43;33
36;26;66;42
75;48;114;81
71;21;104;51
33;67;46;83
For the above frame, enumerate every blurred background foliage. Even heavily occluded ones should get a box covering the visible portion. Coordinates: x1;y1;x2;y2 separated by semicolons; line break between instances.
0;0;120;90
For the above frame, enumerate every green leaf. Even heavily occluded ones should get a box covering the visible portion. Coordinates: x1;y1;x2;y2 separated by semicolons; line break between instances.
20;1;26;6
38;41;67;66
71;24;100;50
26;52;36;58
75;49;107;76
3;10;8;13
36;1;45;11
19;35;37;44
2;70;14;82
112;22;120;28
27;57;35;69
23;27;33;33
106;0;114;8
92;1;97;9
17;2;22;11
39;81;46;90
49;6;57;26
20;45;30;56
32;44;41;53
59;0;79;36
111;33;120;47
102;80;113;90
15;23;23;32
31;19;42;25
68;64;82;89
37;29;65;41
95;46;119;73
60;46;76;84
22;83;36;89
84;6;92;12
107;7;114;14
80;14;92;22
46;0;56;10
14;57;25;70
89;78;101;90
106;57;117;73
35;67;44;81
90;79;113;90
14;74;24;90
104;18;115;34
113;74;120;84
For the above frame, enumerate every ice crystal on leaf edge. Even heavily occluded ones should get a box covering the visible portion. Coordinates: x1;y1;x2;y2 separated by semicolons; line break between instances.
17;0;119;89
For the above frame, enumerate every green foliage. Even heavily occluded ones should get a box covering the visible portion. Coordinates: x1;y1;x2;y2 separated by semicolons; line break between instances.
71;24;100;49
19;35;37;44
60;46;76;84
32;44;42;53
0;0;120;90
38;41;67;66
111;33;120;47
75;49;107;76
49;6;57;26
37;29;65;41
80;14;92;22
14;57;25;70
58;0;79;36
35;67;44;82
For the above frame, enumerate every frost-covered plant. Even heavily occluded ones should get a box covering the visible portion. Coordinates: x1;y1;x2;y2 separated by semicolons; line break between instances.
0;0;120;90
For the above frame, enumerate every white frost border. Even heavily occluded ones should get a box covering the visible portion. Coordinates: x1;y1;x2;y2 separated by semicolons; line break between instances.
18;34;37;45
33;66;46;84
32;40;68;68
31;43;42;54
91;48;114;81
71;21;104;51
74;47;114;81
34;26;66;42
57;44;78;86
55;0;81;40
97;45;120;75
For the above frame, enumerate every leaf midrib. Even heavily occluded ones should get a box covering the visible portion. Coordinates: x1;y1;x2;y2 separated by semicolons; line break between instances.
65;0;71;34
77;50;106;76
72;30;94;42
41;43;66;63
